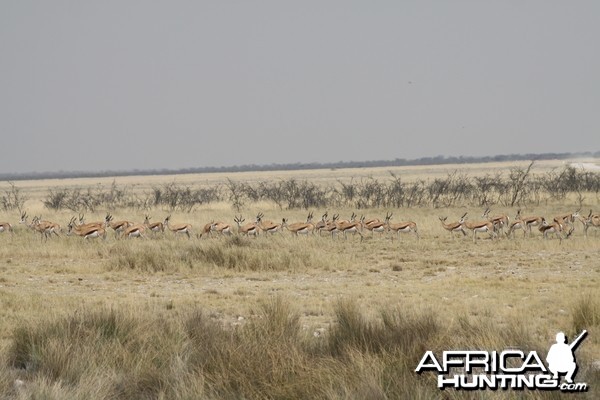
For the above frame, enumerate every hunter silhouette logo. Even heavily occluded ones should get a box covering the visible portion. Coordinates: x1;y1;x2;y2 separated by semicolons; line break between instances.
415;330;589;392
546;330;587;384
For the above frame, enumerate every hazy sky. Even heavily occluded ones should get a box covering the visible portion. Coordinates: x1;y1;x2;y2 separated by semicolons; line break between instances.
1;1;599;174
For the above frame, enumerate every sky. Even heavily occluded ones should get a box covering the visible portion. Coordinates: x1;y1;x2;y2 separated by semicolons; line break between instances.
1;1;599;174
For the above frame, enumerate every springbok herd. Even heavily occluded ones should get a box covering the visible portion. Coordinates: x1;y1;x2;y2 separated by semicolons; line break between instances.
1;208;599;243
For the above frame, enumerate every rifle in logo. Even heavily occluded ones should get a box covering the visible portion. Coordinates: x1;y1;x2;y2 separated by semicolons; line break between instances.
546;330;587;384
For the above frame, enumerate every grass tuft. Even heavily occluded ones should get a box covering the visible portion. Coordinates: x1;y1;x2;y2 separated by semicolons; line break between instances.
572;292;600;333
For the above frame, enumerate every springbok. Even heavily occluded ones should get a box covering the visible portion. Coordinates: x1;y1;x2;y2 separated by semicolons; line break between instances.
580;210;600;237
106;214;135;238
256;213;286;235
439;216;467;239
122;224;146;239
144;215;166;234
285;212;315;236
20;212;60;241
199;220;215;239
482;208;509;235
386;213;419;241
335;216;364;241
234;216;259;237
314;212;330;236
164;215;193;239
67;217;106;240
539;218;571;241
514;210;544;236
459;213;496;242
0;220;13;234
553;209;580;232
212;221;233;237
362;212;389;238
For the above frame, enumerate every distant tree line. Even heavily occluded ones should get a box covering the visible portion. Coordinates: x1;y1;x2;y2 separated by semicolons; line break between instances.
2;151;599;181
34;163;600;213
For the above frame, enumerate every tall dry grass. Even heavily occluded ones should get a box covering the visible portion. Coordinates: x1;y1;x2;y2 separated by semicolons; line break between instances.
1;297;598;399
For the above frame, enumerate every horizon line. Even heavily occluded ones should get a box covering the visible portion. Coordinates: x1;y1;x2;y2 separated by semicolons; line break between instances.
2;151;599;182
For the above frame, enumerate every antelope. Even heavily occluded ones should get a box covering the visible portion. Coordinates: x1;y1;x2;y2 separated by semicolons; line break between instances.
362;213;389;238
255;212;275;226
514;209;544;236
459;212;496;242
580;210;600;237
335;218;364;241
19;211;37;230
38;219;61;239
482;208;509;234
553;209;580;231
67;217;106;240
0;220;13;234
20;212;60;241
386;213;419;240
538;218;569;241
285;212;315;236
199;221;215;239
144;215;165;234
19;213;43;238
106;214;134;238
439;216;467;239
234;215;259;237
336;212;357;226
506;209;532;238
164;215;193;239
362;215;382;227
321;214;340;238
121;224;146;239
256;213;286;235
211;221;233;237
506;218;527;238
75;213;108;233
199;220;229;238
314;212;329;235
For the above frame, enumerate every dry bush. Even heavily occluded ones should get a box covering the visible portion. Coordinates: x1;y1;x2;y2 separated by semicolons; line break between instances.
0;182;27;212
36;164;600;212
151;182;222;212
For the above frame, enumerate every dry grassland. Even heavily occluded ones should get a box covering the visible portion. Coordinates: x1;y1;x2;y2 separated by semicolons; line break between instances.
0;159;599;398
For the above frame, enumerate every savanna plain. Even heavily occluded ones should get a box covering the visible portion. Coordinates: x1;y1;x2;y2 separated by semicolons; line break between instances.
0;160;599;399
